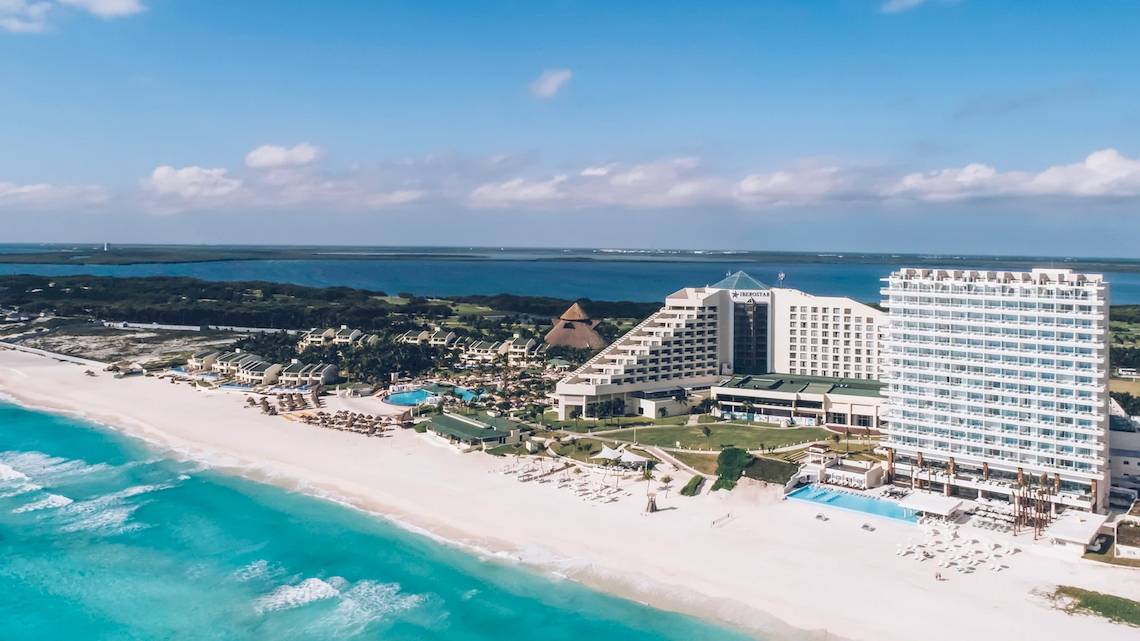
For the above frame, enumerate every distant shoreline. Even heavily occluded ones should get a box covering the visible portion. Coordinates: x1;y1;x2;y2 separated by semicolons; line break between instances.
4;245;1140;272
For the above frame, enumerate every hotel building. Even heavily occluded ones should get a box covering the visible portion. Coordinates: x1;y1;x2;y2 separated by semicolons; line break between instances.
553;271;884;420
880;268;1111;513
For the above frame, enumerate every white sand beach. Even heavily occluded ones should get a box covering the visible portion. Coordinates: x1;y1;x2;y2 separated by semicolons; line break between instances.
1;347;1137;641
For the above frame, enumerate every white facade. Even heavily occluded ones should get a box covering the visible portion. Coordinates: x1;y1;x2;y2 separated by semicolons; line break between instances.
552;275;884;421
555;286;733;419
770;288;883;380
880;267;1110;512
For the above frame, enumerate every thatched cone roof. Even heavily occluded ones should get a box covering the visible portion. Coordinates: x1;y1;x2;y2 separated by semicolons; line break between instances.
544;301;607;350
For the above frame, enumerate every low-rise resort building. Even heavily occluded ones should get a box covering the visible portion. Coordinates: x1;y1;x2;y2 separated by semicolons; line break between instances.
213;350;264;376
278;361;338;387
234;360;282;386
711;373;885;430
298;325;376;351
186;349;221;371
424;413;524;452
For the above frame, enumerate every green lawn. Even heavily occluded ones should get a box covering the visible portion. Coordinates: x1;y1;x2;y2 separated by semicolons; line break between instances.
550;438;616;463
744;457;801;484
607;424;831;450
540;411;689;432
671;451;719;475
1052;585;1140;626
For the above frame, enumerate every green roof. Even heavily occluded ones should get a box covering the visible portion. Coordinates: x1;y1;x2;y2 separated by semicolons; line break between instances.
719;373;882;398
426;413;514;442
711;270;769;290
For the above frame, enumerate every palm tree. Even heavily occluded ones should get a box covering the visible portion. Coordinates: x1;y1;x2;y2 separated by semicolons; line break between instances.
701;424;712;448
641;467;655;497
742;401;756;420
660;474;674;499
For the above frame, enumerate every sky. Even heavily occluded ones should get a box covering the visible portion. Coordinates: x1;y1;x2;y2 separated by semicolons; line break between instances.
2;0;1140;256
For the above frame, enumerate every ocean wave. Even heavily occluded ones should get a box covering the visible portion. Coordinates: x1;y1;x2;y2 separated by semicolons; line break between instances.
324;580;424;635
52;483;175;535
12;493;73;513
233;559;285;583
254;577;342;614
0;450;113;485
0;461;29;482
253;575;424;632
58;505;142;534
0;461;42;497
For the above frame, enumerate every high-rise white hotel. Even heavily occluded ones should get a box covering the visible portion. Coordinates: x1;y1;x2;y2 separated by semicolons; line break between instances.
553;271;884;420
880;268;1110;513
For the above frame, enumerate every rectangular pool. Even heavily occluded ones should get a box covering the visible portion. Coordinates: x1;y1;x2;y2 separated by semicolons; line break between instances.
787;485;917;523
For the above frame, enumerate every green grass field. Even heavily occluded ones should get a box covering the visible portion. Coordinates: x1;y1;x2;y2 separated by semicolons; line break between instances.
671;451;719;475
1110;377;1140;396
1052;585;1140;626
540;412;690;432
607;424;830;450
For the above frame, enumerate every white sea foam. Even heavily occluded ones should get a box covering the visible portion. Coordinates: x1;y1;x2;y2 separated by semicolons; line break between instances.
233;559;285;583
59;505;142;534
0;461;41;497
0;450;112;483
0;461;29;482
323;580;424;635
13;493;73;513
52;482;174;535
254;577;341;614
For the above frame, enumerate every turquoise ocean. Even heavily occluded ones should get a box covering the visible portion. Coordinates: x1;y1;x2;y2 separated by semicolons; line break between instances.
0;402;757;641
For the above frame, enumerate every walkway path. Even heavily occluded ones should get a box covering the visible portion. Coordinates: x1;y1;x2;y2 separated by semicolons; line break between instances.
0;341;104;368
643;445;714;480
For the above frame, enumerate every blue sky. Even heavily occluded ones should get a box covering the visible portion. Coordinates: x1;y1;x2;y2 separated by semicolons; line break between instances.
2;0;1140;256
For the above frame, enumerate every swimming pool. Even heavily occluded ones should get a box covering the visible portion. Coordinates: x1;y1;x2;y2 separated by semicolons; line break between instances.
455;386;482;402
384;388;432;406
787;485;918;523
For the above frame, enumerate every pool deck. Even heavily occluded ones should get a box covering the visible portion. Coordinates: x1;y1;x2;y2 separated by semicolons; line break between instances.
787;484;918;523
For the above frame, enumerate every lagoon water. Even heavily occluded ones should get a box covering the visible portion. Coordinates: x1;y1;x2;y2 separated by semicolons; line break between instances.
0;402;755;641
3;256;1140;303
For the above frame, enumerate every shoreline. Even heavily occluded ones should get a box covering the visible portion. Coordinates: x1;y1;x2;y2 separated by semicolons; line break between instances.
2;347;1138;641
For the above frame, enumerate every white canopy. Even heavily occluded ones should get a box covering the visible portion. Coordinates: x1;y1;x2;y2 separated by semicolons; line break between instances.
898;492;965;517
618;450;650;465
590;446;623;461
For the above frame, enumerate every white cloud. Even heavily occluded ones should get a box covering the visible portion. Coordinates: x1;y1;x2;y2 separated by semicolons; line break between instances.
1;0;142;33
469;175;568;206
735;165;853;205
244;143;321;169
0;1;52;33
0;180;108;207
579;165;612;177
885;148;1140;201
880;0;928;13
57;0;143;18
1028;148;1140;197
147;165;242;200
367;189;426;208
529;69;572;99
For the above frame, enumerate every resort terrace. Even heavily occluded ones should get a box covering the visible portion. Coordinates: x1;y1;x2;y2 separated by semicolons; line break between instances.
711;373;885;430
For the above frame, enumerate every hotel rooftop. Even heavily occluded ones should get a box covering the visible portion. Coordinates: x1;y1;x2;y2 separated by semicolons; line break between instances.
717;373;884;398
